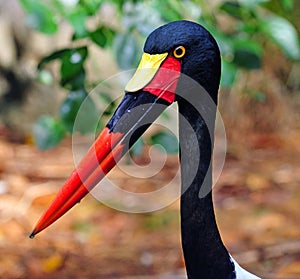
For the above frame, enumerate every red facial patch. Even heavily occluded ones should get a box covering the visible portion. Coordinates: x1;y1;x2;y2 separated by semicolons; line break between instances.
143;56;181;103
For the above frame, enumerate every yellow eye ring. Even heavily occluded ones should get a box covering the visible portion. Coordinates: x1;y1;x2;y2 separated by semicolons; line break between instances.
173;46;186;59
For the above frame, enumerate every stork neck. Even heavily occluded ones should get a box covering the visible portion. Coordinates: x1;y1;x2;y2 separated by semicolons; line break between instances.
178;97;235;279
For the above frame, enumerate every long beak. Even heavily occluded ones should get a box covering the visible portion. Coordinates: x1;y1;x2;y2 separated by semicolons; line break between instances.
30;52;181;238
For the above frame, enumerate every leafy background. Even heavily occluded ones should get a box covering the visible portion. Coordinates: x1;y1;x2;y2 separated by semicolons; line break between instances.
17;0;300;150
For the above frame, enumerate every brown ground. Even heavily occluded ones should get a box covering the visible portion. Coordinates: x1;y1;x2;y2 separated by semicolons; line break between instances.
0;127;300;279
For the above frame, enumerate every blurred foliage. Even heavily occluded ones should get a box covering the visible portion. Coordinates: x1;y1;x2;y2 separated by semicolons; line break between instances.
144;210;178;230
150;131;179;154
19;0;300;150
33;115;65;149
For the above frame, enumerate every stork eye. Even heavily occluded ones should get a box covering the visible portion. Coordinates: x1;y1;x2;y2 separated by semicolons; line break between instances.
173;46;186;59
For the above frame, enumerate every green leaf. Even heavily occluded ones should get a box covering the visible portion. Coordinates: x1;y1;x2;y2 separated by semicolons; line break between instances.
33;115;65;150
20;0;58;34
155;0;182;22
60;89;86;132
221;59;237;87
150;131;179;154
238;20;260;35
60;47;88;89
38;48;72;69
68;10;88;38
110;0;124;12
74;96;99;134
130;137;145;156
61;69;86;90
90;26;116;48
281;0;294;11
260;15;300;60
60;47;88;77
220;0;262;20
232;39;262;69
220;1;244;19
113;33;140;70
60;89;98;134
233;49;261;69
38;47;88;70
38;47;88;89
80;0;102;16
238;0;270;8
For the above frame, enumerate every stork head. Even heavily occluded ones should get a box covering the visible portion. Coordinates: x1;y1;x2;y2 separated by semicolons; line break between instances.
30;20;221;238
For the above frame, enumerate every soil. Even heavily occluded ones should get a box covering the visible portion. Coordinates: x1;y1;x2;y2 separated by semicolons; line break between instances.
0;128;300;279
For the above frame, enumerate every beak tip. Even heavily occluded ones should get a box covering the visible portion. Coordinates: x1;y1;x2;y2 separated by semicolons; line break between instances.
29;231;36;239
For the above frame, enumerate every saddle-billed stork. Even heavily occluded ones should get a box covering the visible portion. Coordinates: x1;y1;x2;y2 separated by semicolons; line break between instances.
30;20;261;279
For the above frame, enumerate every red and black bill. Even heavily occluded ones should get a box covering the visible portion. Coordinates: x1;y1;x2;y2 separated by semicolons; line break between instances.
30;52;181;238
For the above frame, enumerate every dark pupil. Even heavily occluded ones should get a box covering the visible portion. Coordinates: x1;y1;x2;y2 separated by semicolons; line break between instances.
176;48;183;56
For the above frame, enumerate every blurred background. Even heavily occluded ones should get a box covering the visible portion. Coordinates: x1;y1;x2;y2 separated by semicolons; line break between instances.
0;0;300;278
